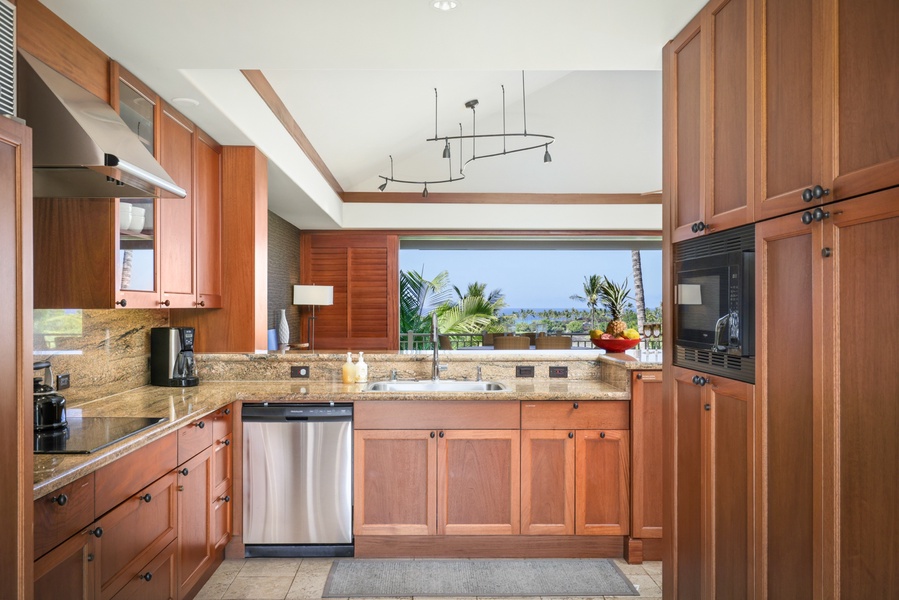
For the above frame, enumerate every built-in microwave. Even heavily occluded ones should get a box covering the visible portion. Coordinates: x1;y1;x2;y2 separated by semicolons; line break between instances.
674;224;755;383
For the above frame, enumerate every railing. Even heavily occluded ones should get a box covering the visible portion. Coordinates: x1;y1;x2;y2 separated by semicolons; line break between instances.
399;332;663;351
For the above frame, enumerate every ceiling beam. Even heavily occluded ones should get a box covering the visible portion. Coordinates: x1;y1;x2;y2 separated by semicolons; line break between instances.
241;69;344;195
341;192;663;205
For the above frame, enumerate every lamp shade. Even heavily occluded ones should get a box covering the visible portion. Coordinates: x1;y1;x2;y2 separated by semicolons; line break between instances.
293;285;334;306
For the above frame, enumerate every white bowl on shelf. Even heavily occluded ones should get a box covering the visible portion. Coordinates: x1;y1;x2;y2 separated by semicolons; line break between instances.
128;206;145;234
119;202;132;231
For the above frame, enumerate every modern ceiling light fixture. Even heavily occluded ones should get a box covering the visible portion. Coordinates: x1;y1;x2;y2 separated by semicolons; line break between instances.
377;71;554;195
431;0;459;11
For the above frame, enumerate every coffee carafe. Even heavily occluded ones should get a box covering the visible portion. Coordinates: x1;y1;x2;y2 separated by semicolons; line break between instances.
150;327;199;387
33;361;67;431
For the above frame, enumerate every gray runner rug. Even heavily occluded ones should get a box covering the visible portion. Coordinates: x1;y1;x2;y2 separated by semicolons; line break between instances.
322;558;639;597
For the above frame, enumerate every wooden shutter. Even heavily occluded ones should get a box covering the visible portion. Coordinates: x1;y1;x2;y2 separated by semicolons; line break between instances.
301;233;399;350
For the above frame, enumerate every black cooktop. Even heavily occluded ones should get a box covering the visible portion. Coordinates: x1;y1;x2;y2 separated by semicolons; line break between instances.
34;416;167;454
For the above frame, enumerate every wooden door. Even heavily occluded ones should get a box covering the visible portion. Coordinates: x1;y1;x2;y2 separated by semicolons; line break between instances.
827;191;899;599
520;429;574;535
33;528;96;600
437;429;520;535
705;376;753;600
755;211;819;599
575;430;629;536
195;129;222;308
354;430;437;535
177;447;213;598
672;366;704;600
109;540;177;600
212;488;233;552
631;371;664;539
668;13;707;243
98;472;177;600
828;0;899;200
754;0;829;220
159;103;197;308
705;0;754;232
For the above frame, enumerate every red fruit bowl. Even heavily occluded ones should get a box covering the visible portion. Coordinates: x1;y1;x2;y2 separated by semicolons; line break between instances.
591;337;641;352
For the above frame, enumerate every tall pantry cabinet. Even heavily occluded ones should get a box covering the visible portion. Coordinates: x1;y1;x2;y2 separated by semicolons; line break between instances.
664;0;899;598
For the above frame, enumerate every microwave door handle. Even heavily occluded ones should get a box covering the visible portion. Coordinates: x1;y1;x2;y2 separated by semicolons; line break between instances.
713;314;730;352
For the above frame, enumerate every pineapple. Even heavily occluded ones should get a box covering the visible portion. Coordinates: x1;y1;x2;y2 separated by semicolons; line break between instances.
599;277;631;337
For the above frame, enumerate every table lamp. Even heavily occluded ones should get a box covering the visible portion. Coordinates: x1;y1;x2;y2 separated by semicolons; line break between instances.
293;285;334;353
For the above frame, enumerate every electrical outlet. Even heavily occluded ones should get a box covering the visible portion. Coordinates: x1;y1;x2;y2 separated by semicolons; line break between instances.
549;366;568;378
515;365;535;378
56;373;71;390
290;365;310;378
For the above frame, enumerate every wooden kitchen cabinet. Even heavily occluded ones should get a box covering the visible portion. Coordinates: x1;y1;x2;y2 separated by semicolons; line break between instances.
109;540;177;600
629;371;664;562
34;526;97;600
520;429;574;535
755;0;899;220
33;474;95;560
666;0;754;244
195;131;223;308
211;404;234;551
671;366;753;600
177;446;214;599
576;429;629;536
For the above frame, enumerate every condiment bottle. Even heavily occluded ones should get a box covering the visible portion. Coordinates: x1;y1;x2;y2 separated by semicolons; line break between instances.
355;352;368;383
342;352;356;384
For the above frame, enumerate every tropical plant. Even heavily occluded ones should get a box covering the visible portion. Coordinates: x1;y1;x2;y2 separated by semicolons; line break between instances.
570;274;603;329
399;269;453;335
598;276;632;336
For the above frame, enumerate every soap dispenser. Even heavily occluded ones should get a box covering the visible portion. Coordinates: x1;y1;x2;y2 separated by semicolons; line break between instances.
342;352;356;384
355;352;369;383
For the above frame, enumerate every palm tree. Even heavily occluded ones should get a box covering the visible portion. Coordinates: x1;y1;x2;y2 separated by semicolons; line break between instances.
399;269;453;335
631;250;646;332
570;274;603;330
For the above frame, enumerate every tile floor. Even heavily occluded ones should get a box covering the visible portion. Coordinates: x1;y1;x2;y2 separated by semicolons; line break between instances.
195;557;663;600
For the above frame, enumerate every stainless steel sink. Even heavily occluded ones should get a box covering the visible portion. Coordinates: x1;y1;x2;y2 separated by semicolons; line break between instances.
364;380;508;392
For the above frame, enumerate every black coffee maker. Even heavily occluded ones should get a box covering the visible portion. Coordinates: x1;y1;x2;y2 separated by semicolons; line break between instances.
33;361;67;431
150;327;199;387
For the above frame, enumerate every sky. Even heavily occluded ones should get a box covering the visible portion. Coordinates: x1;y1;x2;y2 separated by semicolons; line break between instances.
400;249;662;310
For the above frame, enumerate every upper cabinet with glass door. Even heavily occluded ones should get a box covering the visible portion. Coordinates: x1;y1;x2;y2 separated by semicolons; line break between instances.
114;63;162;308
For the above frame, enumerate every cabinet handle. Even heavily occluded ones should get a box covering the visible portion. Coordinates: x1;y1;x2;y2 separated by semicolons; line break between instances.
573;402;579;409
50;494;68;506
197;300;206;307
693;376;709;386
568;432;574;439
704;403;711;411
87;553;94;562
88;527;103;538
430;431;435;438
439;431;445;438
636;373;642;380
224;408;231;415
692;375;701;384
194;420;205;429
180;468;189;476
691;221;706;233
115;299;127;307
159;299;171;307
221;439;231;446
822;247;832;258
221;495;231;503
139;493;152;503
802;184;831;203
140;572;153;582
813;207;830;221
801;211;814;225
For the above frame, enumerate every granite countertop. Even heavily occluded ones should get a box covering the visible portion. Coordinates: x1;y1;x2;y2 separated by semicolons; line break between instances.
33;375;641;498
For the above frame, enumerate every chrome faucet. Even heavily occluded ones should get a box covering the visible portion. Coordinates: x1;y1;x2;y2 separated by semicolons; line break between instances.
431;312;446;381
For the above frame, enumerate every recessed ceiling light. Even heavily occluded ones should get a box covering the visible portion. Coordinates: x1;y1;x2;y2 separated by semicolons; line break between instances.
432;0;459;11
172;97;200;107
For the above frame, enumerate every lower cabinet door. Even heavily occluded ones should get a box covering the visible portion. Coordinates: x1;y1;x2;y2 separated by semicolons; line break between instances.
178;447;214;598
213;486;233;551
520;429;575;535
437;429;521;535
34;528;97;600
98;472;178;600
575;430;630;536
110;540;177;600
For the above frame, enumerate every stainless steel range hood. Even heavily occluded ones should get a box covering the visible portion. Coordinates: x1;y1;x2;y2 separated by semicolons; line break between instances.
16;49;186;199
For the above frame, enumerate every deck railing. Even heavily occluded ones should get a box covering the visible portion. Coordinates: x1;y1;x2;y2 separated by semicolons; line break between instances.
399;332;663;351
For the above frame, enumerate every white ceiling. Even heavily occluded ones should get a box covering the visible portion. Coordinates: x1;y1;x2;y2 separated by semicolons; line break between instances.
37;0;705;231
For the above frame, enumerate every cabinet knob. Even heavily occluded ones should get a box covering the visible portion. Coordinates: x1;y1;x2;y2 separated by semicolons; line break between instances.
139;493;152;503
222;495;231;503
50;494;68;506
691;221;707;233
573;402;579;409
87;553;94;562
822;247;832;258
704;403;711;411
693;375;709;386
197;300;206;307
802;185;830;202
115;299;127;307
160;299;171;307
180;468;189;476
636;373;643;380
813;207;830;222
430;431;436;438
439;431;445;438
194;420;205;429
600;431;606;439
88;527;103;538
221;439;231;446
801;211;814;225
692;375;701;384
568;432;574;439
140;572;153;582
224;408;231;415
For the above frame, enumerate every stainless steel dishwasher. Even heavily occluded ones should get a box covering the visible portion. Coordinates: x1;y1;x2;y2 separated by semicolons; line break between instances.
242;403;353;557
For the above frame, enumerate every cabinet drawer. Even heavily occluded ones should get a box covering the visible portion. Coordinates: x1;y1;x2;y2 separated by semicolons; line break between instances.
520;401;629;430
213;485;233;552
178;413;214;463
109;539;177;600
98;472;178;600
212;403;233;439
355;401;520;429
95;433;177;517
212;432;233;494
34;473;95;559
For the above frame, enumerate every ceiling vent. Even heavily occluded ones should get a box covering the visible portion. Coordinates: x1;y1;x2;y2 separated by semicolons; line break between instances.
0;0;14;116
